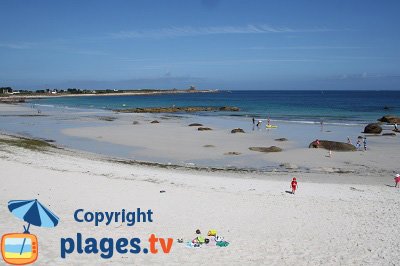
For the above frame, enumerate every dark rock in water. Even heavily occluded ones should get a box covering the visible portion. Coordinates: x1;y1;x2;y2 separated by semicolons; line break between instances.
224;151;241;155
203;144;216;148
363;123;382;134
383;106;390;110
249;146;282;153
132;121;139;125
275;138;288;142
189;123;203;126
309;140;356;151
358;136;364;139
150;120;160;124
231;128;245;133
198;127;212;131
378;115;400;124
219;106;240;111
383;133;396;136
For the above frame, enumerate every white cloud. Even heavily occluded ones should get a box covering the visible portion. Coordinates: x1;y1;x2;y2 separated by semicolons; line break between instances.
110;24;333;39
0;42;35;49
245;46;365;50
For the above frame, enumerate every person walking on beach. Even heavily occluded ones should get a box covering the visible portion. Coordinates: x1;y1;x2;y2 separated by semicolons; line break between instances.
395;123;398;131
363;137;367;151
394;174;400;188
291;177;298;194
347;136;352;145
252;117;255;125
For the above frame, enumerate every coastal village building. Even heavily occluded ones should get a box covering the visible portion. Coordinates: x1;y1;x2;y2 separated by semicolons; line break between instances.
0;87;13;94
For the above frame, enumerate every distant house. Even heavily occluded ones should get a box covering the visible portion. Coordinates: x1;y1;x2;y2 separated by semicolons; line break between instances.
0;87;13;94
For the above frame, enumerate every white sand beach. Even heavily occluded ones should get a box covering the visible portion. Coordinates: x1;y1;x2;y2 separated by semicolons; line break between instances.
0;103;399;265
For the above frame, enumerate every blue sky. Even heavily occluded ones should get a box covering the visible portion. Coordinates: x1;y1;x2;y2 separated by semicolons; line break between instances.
1;0;399;90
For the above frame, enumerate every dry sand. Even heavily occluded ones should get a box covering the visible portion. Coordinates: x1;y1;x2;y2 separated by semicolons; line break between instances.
0;134;399;265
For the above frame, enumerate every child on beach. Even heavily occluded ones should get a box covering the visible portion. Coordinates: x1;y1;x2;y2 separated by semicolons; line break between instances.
395;174;400;188
291;177;298;194
356;140;361;150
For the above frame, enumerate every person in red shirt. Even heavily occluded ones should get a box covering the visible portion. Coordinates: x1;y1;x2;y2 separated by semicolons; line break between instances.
291;177;298;194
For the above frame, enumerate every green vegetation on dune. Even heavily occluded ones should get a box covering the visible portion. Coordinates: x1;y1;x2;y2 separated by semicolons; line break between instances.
0;137;56;151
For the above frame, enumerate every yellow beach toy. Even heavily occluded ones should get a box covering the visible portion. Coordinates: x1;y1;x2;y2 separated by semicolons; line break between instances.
208;229;217;236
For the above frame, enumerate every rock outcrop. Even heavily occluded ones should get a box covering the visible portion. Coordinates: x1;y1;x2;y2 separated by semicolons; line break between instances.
249;146;282;153
309;140;356;151
363;123;382;134
224;151;241;155
219;106;240;111
188;123;203;127
150;120;159;124
198;127;212;131
275;138;288;142
378;115;400;124
231;128;245;133
115;106;240;113
383;133;396;136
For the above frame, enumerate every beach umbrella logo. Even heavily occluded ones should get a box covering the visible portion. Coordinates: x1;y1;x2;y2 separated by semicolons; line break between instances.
1;199;60;265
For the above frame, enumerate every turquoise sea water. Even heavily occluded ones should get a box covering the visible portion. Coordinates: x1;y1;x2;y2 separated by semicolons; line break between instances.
29;90;400;124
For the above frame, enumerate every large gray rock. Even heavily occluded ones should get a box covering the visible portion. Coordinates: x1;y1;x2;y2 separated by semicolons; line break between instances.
363;123;382;134
309;140;356;151
378;115;400;124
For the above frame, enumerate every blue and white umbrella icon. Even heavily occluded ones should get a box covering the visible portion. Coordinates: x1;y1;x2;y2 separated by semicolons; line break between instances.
8;199;60;254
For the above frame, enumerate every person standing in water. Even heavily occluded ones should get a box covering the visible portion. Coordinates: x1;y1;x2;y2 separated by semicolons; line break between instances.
252;117;255;125
363;137;367;151
291;177;298;194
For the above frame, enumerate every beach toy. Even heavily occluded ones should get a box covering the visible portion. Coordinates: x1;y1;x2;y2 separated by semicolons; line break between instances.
196;229;201;234
208;230;217;236
216;241;230;247
196;236;205;244
215;236;224;242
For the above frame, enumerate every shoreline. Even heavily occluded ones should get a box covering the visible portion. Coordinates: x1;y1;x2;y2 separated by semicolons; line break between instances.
0;102;399;179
